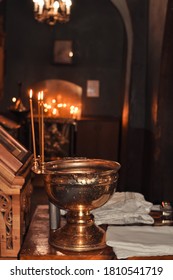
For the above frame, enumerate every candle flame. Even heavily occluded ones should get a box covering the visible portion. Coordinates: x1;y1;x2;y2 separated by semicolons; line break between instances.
40;90;44;101
29;89;33;99
38;91;41;101
12;97;17;103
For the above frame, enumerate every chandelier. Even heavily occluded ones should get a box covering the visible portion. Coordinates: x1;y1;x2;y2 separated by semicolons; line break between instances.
32;0;72;25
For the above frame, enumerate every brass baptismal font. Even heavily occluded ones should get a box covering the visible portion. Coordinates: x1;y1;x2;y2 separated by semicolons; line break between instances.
33;158;120;251
29;88;120;252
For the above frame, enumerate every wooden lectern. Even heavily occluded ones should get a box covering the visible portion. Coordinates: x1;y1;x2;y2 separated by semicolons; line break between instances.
0;125;33;259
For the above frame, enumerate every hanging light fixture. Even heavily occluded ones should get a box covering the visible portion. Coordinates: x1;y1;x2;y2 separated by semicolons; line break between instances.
32;0;72;25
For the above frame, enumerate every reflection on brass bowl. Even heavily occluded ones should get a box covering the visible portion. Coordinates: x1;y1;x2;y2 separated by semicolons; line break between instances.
36;158;120;251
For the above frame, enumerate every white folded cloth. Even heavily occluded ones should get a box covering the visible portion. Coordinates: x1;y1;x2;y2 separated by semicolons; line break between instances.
151;204;161;211
92;192;154;225
106;225;173;259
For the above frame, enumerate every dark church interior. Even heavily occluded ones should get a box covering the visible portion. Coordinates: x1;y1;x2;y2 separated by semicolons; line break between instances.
1;0;173;260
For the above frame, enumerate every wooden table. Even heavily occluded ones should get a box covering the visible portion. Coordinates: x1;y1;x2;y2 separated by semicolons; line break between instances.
19;205;173;260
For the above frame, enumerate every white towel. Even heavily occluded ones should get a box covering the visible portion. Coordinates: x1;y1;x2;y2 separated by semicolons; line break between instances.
92;192;154;225
106;225;173;259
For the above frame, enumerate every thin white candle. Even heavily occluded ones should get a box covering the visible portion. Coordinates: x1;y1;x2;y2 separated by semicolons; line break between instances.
66;0;72;15
29;89;37;160
44;0;49;9
53;1;59;15
40;90;44;164
38;92;41;156
33;0;39;12
38;0;44;14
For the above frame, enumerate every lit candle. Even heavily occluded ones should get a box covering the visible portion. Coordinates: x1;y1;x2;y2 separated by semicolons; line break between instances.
61;0;66;12
37;92;41;155
29;89;37;160
40;90;44;164
66;0;72;15
33;0;39;12
38;0;44;14
53;1;59;15
44;0;49;9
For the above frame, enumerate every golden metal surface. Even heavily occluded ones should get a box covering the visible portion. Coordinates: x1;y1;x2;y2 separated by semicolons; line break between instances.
33;158;120;251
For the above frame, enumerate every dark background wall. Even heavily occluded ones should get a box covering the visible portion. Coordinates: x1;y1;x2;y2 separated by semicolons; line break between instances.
0;0;126;118
118;0;148;194
143;0;172;202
